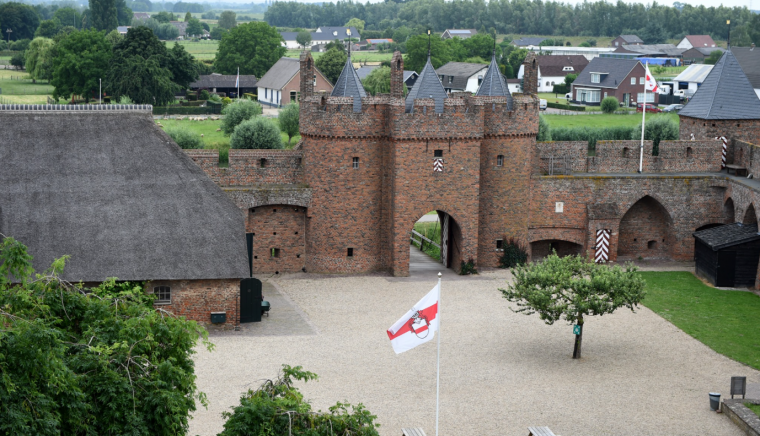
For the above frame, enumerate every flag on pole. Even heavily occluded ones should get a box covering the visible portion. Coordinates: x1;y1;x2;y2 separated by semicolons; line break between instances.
644;63;657;93
387;284;439;354
235;67;239;88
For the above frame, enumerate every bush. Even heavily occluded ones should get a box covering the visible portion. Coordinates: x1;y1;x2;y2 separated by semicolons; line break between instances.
499;237;528;268
198;89;210;100
186;91;197;101
115;95;133;104
600;96;619;114
552;83;568;95
632;115;679;155
165;126;204;149
222;96;232;106
551;125;637;152
209;93;222;103
459;258;478;275
10;38;30;51
10;52;24;69
230;117;282;149
221;99;263;135
537;115;552;141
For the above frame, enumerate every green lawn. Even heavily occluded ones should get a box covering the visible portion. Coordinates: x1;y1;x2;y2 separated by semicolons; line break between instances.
543;112;678;128
285;49;393;63
745;403;760;417
0;69;54;104
411;221;441;261
173;40;218;60
639;271;760;371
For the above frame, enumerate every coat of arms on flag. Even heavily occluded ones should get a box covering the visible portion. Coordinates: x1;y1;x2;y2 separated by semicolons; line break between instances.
387;283;439;354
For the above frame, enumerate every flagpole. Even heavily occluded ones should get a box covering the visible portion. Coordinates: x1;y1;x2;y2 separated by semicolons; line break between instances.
236;66;240;100
638;62;647;173
435;271;442;436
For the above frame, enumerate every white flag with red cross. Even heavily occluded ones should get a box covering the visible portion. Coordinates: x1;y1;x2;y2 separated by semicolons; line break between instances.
387;284;439;354
644;63;658;93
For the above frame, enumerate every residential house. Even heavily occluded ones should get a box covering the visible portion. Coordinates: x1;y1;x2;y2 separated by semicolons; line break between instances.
513;37;549;48
132;12;150;20
682;47;725;64
441;29;477;40
525;46;616;60
280;26;360;49
732;47;760;98
0;105;248;327
507;78;521;94
355;66;418;90
517;55;589;93
613;44;686;59
256;57;332;107
435;62;489;93
170;21;188;38
190;74;258;98
672;63;713;96
117;26;130;35
611;35;643;47
677;35;718;50
571;57;657;106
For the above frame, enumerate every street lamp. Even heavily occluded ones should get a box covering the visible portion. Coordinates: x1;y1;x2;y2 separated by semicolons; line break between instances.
6;28;12;44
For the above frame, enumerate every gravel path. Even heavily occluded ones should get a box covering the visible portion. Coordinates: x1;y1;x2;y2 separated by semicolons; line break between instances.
190;268;759;436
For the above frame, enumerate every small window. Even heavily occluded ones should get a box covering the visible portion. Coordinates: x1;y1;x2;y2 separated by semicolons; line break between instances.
496;155;504;167
496;239;503;250
639;77;645;85
271;248;280;258
265;88;268;98
591;73;600;84
353;157;359;169
647;240;657;249
154;286;171;303
260;158;267;168
687;147;693;157
296;157;302;167
448;76;453;84
434;150;443;158
604;92;607;98
347;247;354;257
631;77;636;85
313;74;317;86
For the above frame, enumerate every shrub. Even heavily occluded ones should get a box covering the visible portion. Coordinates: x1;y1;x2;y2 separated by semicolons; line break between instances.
221;99;263;135
221;96;232;106
198;89;210;100
459;258;478;275
115;95;133;104
499;237;528;268
551;125;637;152
230;117;282;149
632;115;679;155
186;91;197;101
600;96;619;114
552;83;568;95
10;52;24;69
165;126;204;149
537;115;552;141
10;38;30;51
278;102;299;146
209;93;222;103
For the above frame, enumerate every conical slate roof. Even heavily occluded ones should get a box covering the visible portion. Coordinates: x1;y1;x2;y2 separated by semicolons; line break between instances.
331;54;366;112
405;56;448;113
679;50;760;120
476;51;513;109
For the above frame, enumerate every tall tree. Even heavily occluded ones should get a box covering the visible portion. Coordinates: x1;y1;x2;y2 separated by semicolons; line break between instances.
314;47;346;85
24;37;55;83
184;11;192;22
52;29;113;102
500;253;646;359
0;2;41;41
344;17;365;33
217;10;237;29
35;20;61;38
296;30;311;49
404;34;451;73
90;0;119;32
278;102;299;146
213;21;285;76
167;42;199;88
186;18;203;37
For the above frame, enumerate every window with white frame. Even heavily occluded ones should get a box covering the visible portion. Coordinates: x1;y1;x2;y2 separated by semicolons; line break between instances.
352;157;359;169
154;286;170;303
636;92;656;103
631;77;636;85
577;89;601;103
639;77;645;85
591;73;601;84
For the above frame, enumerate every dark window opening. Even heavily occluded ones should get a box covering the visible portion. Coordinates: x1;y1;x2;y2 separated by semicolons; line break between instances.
647;240;657;249
254;255;258;259
260;158;267;168
623;147;630;157
353;157;359;169
434;150;443;157
297;157;302;167
271;248;280;258
295;231;299;235
154;286;171;303
296;254;301;258
347;247;354;257
273;232;277;235
496;239;503;250
497;155;504;167
273;209;277;213
686;147;693;157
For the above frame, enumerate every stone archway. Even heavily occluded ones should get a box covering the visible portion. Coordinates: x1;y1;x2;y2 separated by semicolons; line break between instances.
530;240;583;260
408;210;463;276
743;203;757;226
724;198;735;223
618;196;674;260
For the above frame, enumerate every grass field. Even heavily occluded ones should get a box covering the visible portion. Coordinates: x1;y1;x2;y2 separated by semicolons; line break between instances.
543;112;678;128
411;221;441;261
0;69;54;104
746;403;760;417
174;40;218;60
639;271;760;371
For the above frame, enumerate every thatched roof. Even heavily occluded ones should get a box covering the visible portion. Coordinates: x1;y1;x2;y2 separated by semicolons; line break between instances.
0;105;248;282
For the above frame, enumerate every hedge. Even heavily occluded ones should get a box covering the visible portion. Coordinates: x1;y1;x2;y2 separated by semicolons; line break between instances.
152;105;222;115
547;102;585;111
550;125;637;152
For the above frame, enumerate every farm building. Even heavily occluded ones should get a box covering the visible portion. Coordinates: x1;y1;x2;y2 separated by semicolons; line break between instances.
694;223;760;287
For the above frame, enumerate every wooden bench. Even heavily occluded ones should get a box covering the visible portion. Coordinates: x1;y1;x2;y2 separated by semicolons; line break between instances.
528;426;557;436
726;164;748;177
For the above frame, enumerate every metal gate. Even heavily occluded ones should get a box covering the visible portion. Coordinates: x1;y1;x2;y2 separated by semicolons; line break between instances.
240;277;262;323
441;214;450;268
595;229;610;263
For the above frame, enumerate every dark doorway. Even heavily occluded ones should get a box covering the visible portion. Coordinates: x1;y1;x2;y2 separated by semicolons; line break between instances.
716;251;736;287
240;277;262;323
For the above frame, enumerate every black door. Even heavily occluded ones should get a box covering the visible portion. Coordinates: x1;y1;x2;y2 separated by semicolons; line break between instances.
240;278;262;323
716;251;736;287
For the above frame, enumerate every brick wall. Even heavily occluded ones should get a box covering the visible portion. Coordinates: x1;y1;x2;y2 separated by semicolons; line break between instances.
150;278;239;328
247;205;306;274
679;117;760;165
185;149;304;186
733;140;760;177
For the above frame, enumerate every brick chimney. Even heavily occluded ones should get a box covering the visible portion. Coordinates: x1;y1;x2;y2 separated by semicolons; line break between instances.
522;51;538;95
390;51;404;99
300;51;314;98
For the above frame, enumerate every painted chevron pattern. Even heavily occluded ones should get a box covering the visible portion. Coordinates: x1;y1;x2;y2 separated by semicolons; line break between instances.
595;229;610;263
433;158;444;172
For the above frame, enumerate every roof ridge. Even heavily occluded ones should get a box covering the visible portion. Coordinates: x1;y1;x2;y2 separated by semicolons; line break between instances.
0;104;153;112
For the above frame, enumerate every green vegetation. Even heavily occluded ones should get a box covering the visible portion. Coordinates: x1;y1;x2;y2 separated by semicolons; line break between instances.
639;271;760;371
315;48;348;85
499;237;528;269
221;99;263;135
174;40;218;60
285;49;392;63
214;21;286;76
230;117;282;150
600;96;619;114
745;403;760;417
543;113;678;129
0;69;54;104
412;221;441;261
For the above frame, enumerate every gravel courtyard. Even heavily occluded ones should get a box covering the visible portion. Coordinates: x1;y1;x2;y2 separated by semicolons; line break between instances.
190;267;759;436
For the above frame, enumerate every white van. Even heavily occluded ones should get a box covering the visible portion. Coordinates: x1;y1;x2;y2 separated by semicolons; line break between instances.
539;99;547;111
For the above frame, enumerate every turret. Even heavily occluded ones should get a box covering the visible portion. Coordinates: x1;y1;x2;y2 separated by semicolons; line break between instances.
391;51;404;99
300;51;314;98
522;51;538;95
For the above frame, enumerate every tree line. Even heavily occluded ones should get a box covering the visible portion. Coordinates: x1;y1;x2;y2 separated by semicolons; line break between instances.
265;0;758;44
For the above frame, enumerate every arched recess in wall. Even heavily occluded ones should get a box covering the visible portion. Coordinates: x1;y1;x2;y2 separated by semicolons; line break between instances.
743;203;757;226
724;198;735;223
618;196;674;260
408;210;463;273
530;239;583;260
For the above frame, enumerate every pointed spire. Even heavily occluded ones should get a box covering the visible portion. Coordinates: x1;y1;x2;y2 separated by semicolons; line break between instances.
476;46;513;108
331;30;366;112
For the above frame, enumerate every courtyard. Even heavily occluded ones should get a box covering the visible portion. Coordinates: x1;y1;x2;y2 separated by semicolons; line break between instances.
189;263;760;436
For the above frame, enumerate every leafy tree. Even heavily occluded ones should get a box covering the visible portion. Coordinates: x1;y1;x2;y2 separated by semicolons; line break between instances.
186;18;204;37
344;17;365;33
201;22;210;32
10;52;25;69
153;11;175;23
0;2;41;41
564;73;577;88
404;34;451;72
632;114;679;156
35;19;61;38
324;39;346;53
361;66;408;96
507;48;528;79
296;30;312;49
52;29;113;102
157;22;180;40
537;114;551;141
53;7;82;29
89;0;119;32
500;253;646;359
105;28;123;45
210;26;227;40
195;59;213;75
600;96;619;114
198;89;210;100
166;126;203;148
25;37;55;83
461;33;495;60
168;42;199;88
552;83;568;95
221;98;263;135
106;55;179;105
0;236;210;435
230;117;283;149
278;102;299;146
214;22;285;76
218;10;237;30
201;11;216;19
54;26;78;42
219;365;379;436
704;50;724;65
184;11;192;22
315;47;347;85
115;0;133;26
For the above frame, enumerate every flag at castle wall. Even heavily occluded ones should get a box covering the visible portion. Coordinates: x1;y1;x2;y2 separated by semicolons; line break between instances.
387;284;439;354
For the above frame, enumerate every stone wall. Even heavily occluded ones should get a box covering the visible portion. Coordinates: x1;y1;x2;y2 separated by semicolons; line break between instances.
150;278;239;328
185;149;304;186
247;205;306;274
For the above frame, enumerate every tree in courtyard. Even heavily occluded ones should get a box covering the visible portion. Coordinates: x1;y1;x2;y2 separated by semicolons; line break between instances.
217;10;237;29
52;29;113;102
221;98;263;135
214;21;285;76
24;37;55;83
218;365;379;436
0;236;210;435
0;2;41;41
278;102;299;146
499;253;646;359
315;47;347;85
89;0;118;32
230;117;283;150
296;30;311;49
404;34;451;72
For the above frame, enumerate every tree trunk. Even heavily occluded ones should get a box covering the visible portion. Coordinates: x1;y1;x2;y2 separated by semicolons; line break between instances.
572;314;584;359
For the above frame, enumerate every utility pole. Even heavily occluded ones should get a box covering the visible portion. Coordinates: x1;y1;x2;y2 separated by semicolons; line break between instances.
99;79;102;105
6;28;12;44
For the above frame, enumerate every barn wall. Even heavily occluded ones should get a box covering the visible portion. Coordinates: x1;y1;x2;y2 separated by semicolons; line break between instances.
694;239;717;285
150;279;240;328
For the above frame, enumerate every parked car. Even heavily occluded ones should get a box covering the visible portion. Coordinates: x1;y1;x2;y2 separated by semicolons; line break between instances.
539;99;547;110
636;103;662;113
662;104;684;112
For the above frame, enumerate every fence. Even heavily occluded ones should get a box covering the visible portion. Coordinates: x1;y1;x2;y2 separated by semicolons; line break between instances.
410;230;441;251
540;156;574;175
